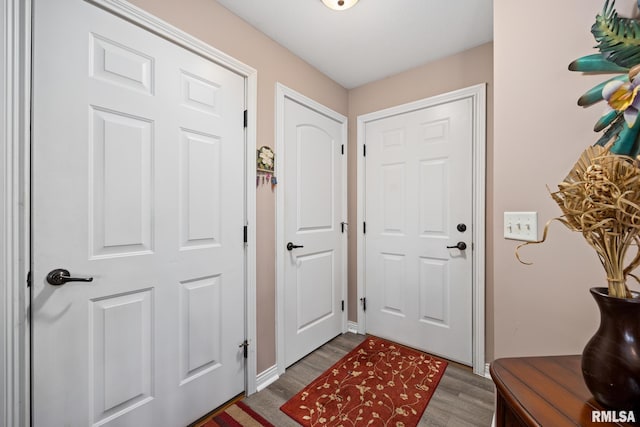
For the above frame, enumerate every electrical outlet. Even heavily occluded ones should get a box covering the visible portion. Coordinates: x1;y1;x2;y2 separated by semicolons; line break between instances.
504;212;538;242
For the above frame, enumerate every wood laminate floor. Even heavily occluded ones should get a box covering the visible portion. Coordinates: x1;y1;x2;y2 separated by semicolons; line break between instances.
243;333;495;427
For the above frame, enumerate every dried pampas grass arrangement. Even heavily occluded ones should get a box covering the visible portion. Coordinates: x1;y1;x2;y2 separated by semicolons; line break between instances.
517;145;640;298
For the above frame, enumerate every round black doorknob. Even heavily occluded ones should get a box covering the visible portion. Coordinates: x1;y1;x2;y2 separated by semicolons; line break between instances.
457;223;467;232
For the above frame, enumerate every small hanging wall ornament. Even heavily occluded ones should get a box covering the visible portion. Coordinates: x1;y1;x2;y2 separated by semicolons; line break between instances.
256;145;277;187
257;146;274;172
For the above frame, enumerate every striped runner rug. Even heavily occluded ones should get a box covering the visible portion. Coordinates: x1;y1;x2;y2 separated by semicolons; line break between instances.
201;401;274;427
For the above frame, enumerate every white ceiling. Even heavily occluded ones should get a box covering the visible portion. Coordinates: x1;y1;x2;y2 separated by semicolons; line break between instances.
215;0;493;89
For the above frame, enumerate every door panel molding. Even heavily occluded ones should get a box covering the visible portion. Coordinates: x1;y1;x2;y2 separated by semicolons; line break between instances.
275;83;347;375
2;1;258;424
356;84;486;375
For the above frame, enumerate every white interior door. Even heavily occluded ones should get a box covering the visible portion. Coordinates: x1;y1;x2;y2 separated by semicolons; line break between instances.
282;95;346;367
31;1;246;426
364;97;473;365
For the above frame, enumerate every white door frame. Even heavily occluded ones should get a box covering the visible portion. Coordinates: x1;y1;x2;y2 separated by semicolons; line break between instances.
275;83;348;376
356;84;486;376
1;1;258;425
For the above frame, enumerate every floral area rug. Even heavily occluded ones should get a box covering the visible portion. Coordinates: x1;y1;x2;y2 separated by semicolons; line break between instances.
280;336;447;427
201;401;274;427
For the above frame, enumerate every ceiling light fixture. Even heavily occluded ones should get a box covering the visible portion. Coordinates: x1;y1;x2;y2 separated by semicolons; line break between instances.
322;0;359;11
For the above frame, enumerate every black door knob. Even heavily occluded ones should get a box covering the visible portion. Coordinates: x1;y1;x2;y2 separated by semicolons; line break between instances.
286;242;304;251
46;268;94;286
446;242;467;251
457;223;467;232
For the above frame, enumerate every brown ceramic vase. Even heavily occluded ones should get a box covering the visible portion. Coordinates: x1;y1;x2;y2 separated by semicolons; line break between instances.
581;287;640;410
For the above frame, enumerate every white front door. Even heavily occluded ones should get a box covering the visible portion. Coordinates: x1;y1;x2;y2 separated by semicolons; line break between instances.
31;1;246;426
282;93;346;367
364;97;474;365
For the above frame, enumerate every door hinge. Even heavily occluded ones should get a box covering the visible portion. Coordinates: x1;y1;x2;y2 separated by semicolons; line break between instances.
363;221;366;234
243;110;248;128
243;225;248;243
27;271;31;288
341;222;346;234
341;144;344;155
341;300;345;312
363;144;367;157
360;297;366;311
239;340;249;358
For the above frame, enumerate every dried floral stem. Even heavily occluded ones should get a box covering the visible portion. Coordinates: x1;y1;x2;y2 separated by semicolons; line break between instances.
518;145;640;298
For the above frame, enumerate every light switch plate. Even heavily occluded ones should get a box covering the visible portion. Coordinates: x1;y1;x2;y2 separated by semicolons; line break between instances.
504;212;538;242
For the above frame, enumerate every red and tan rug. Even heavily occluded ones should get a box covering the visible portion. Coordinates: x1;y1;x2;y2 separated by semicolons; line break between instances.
201;401;274;427
280;336;448;427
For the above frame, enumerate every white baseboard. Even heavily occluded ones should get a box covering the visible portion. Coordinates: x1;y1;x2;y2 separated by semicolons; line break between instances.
347;321;359;334
255;364;279;393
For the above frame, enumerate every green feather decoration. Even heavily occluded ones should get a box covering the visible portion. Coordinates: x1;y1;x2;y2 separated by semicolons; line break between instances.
595;114;625;147
592;0;640;68
578;75;628;106
594;109;620;132
610;120;640;156
569;0;640;156
568;53;628;73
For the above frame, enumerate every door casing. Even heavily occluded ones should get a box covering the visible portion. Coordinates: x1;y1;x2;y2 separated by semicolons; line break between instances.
275;83;348;377
1;1;258;425
356;84;486;376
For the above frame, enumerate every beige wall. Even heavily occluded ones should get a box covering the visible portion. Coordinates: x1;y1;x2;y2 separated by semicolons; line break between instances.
347;42;495;359
125;0;497;370
130;0;605;372
127;0;349;373
492;0;636;359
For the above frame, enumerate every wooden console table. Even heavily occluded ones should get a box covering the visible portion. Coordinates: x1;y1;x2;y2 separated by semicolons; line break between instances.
490;355;637;426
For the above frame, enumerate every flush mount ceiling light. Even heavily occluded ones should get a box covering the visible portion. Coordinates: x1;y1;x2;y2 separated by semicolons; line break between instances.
322;0;359;11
